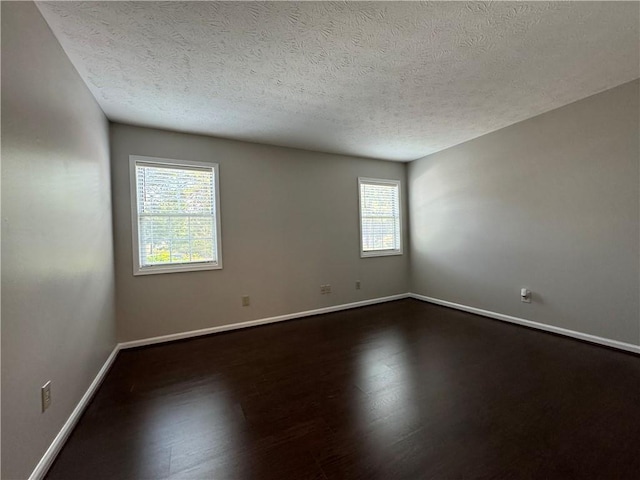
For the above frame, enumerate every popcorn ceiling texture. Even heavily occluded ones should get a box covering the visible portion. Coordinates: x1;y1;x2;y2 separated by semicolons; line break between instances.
36;1;639;161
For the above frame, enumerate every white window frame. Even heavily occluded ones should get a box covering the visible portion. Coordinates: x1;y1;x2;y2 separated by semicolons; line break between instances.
358;177;403;258
129;155;223;276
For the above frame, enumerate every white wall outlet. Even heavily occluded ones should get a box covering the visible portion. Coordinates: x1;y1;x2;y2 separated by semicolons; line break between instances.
241;295;250;307
41;381;52;412
521;288;531;303
356;280;361;290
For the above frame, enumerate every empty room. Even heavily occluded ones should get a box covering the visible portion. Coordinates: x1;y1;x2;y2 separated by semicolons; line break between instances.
2;1;639;479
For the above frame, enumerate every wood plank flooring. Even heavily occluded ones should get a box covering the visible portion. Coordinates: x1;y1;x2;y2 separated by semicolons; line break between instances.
46;299;640;479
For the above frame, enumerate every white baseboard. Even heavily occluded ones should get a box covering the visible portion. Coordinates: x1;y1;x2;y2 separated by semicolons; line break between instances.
29;293;409;479
29;345;121;480
119;293;410;349
409;293;640;355
26;291;639;479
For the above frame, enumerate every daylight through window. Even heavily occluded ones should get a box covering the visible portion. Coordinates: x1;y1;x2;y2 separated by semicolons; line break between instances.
358;178;402;257
130;156;222;275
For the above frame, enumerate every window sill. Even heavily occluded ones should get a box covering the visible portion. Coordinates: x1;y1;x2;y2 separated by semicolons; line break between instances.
360;250;403;258
133;262;222;276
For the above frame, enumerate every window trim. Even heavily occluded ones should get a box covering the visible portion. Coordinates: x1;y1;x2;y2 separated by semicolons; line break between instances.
129;155;223;276
358;177;403;258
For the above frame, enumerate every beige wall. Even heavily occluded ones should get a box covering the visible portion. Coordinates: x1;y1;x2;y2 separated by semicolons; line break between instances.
408;79;640;345
111;124;409;342
1;3;117;478
3;3;637;477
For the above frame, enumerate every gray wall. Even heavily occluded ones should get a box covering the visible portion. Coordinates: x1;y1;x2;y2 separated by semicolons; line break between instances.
1;3;117;478
408;79;640;345
111;124;409;342
3;3;636;477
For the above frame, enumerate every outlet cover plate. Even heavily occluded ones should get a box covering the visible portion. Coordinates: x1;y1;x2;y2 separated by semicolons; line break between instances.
41;381;51;412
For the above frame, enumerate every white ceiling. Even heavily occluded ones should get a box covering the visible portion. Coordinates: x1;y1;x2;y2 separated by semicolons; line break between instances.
37;1;639;161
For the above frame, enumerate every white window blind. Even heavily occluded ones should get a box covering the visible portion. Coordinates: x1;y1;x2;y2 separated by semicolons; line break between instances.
130;156;222;275
358;178;402;257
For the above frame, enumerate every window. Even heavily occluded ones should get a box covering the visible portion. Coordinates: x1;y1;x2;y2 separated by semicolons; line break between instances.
129;155;222;275
358;177;402;257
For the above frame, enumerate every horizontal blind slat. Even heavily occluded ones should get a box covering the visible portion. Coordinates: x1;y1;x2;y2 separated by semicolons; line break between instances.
136;163;218;267
360;180;400;252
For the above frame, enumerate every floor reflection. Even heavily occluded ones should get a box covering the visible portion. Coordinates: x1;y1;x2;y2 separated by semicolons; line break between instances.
139;380;243;478
355;328;420;453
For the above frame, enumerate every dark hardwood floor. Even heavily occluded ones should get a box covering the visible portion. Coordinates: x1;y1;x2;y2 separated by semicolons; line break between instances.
46;299;640;479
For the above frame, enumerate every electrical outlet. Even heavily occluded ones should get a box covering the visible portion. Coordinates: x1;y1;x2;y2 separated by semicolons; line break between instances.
356;280;361;290
41;381;51;412
241;295;250;307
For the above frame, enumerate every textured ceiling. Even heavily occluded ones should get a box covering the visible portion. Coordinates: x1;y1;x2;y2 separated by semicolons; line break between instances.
36;1;639;161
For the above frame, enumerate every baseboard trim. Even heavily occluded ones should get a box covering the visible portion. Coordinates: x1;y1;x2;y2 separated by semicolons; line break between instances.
409;293;640;355
119;293;410;349
25;291;639;479
29;344;120;480
28;293;410;479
